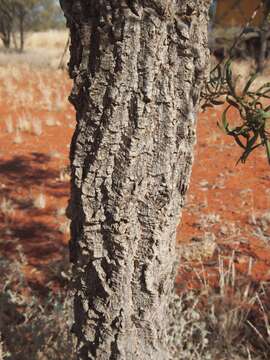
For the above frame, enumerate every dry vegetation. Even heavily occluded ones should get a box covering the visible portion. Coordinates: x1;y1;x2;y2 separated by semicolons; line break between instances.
0;249;75;360
173;254;270;360
0;30;75;359
0;30;270;359
0;30;69;69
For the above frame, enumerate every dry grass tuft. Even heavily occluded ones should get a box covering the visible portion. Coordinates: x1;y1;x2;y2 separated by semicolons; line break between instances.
32;119;43;136
58;220;70;235
59;166;70;182
45;117;59;127
33;193;46;209
13;131;23;144
4;116;14;134
0;198;16;217
17;114;32;133
172;252;270;360
0;249;75;360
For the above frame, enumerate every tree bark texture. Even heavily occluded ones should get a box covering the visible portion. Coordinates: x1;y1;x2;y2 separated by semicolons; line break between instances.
61;1;210;359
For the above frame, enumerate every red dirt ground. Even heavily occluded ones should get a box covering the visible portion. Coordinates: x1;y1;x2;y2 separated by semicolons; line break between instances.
0;66;269;292
177;106;270;291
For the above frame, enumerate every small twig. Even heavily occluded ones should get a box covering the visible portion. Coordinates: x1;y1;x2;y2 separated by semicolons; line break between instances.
58;35;70;70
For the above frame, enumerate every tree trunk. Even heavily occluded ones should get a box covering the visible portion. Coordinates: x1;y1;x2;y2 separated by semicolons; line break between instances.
61;1;210;359
18;13;24;53
257;0;270;73
2;33;10;48
0;18;11;49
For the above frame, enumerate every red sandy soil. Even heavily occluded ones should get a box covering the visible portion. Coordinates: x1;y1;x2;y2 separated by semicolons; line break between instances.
0;66;75;289
0;66;269;292
177;106;270;292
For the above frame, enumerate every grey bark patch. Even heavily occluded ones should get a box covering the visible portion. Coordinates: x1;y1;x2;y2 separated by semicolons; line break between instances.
61;0;210;358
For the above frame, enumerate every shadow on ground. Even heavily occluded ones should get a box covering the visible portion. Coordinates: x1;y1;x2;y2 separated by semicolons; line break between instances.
0;153;70;285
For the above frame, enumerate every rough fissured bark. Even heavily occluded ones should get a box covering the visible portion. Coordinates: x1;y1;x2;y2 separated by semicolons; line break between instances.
61;1;209;359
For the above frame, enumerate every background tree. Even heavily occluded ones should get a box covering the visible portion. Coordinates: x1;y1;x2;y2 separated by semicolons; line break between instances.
258;0;270;72
0;0;65;51
29;0;65;31
13;0;29;52
0;0;36;51
0;0;14;48
61;0;210;358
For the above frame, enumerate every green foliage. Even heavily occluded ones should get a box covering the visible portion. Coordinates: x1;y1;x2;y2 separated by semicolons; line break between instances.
202;61;270;164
